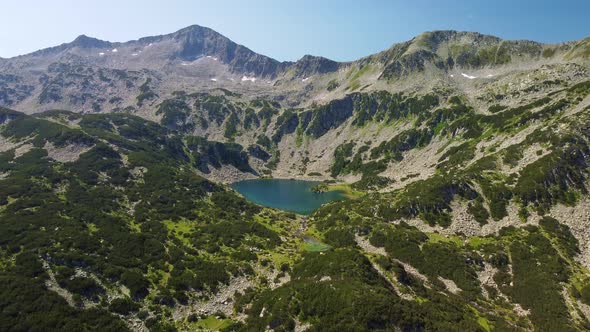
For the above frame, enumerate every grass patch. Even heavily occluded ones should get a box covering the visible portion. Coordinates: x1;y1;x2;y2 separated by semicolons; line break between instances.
350;64;372;81
468;236;497;248
348;80;361;91
87;223;98;234
477;316;491;332
163;219;196;246
426;233;463;246
326;183;363;199
189;316;233;331
302;236;331;252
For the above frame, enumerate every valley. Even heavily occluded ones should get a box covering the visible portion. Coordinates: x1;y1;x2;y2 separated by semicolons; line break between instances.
0;23;590;331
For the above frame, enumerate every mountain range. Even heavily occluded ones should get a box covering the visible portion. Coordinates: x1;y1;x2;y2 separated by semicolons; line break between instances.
1;25;589;113
1;24;590;331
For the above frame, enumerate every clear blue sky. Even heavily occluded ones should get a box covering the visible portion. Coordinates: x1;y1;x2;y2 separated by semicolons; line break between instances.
1;0;589;61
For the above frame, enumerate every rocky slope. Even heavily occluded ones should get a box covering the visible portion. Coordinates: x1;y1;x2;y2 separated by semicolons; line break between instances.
1;26;588;113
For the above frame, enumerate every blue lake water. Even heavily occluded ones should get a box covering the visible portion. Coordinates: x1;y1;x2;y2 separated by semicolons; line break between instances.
231;179;347;214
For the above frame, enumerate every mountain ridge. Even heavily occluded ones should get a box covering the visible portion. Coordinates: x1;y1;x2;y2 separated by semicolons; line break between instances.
0;24;586;116
8;25;588;66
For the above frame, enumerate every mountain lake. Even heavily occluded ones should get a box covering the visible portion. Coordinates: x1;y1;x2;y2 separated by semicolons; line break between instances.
231;179;347;214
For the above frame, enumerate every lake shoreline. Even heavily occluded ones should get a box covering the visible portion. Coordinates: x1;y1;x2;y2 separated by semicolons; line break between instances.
231;178;349;215
232;176;362;199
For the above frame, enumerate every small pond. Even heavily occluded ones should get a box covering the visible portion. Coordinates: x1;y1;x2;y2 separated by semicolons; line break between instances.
231;179;346;215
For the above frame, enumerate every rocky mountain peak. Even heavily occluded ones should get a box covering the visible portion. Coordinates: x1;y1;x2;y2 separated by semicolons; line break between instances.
172;24;215;37
165;24;284;77
171;24;233;61
291;55;340;77
413;30;502;49
70;34;113;49
377;30;553;80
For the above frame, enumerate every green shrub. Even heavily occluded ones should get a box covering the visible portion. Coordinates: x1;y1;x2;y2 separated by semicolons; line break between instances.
109;298;140;315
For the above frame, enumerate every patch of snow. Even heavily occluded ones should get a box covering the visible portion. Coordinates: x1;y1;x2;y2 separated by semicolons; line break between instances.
147;43;153;47
98;52;105;56
131;53;138;56
111;48;118;53
449;74;454;78
241;75;256;82
461;73;477;79
229;78;235;81
206;55;212;58
210;78;218;82
486;74;494;77
212;57;218;61
302;77;310;82
181;63;189;66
